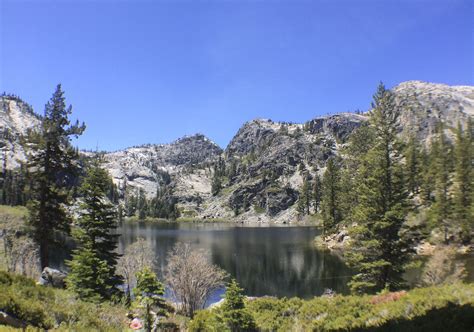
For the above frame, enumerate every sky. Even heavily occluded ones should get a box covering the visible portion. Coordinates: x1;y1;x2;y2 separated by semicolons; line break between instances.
1;0;473;151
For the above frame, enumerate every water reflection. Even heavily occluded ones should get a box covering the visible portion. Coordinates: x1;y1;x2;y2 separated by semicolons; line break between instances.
118;222;353;298
50;221;474;299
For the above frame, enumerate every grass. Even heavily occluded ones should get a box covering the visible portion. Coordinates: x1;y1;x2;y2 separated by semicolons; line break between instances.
0;205;28;219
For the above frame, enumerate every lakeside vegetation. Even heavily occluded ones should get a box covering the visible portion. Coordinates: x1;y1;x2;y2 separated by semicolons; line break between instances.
0;84;473;330
1;269;473;331
191;283;474;331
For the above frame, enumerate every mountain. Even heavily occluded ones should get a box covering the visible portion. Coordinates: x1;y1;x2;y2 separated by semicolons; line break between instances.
393;81;474;142
0;95;40;169
101;134;222;199
1;81;473;222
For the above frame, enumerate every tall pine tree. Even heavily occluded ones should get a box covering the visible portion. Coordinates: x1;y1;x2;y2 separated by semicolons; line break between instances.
405;134;421;195
25;85;85;269
312;172;322;213
347;83;411;294
430;123;452;243
297;176;311;216
453;121;473;243
321;158;343;235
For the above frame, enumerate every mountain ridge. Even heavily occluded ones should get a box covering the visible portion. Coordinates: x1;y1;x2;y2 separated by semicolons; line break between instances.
1;80;473;222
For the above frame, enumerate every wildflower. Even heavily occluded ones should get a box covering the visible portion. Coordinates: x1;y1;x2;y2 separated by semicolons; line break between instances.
130;317;143;330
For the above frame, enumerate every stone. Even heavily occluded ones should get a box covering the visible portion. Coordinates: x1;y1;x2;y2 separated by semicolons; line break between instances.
38;267;67;288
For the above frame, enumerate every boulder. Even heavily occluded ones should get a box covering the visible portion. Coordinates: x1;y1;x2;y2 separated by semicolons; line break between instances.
38;267;67;288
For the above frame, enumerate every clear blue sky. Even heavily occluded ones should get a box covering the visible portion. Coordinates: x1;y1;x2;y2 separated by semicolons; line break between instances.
1;0;472;150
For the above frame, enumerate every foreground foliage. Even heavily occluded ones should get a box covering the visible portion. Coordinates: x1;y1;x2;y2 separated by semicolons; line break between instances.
0;271;127;331
190;283;474;332
133;267;166;332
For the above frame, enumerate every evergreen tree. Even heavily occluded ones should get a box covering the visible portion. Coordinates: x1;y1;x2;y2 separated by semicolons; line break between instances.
222;279;256;332
405;134;421;195
297;177;311;216
321;158;343;235
66;246;114;302
430;123;452;243
133;267;166;332
347;83;410;294
453;121;473;243
25;85;85;268
419;147;434;205
211;170;222;196
339;124;377;223
138;188;148;220
312;172;322;213
66;158;121;301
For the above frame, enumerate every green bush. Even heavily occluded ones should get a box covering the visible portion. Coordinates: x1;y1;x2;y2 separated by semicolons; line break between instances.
188;309;229;332
0;271;127;331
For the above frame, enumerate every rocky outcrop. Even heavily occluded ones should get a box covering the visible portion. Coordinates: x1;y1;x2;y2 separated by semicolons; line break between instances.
265;186;298;217
0;95;40;169
102;134;222;197
393;81;474;143
38;267;67;288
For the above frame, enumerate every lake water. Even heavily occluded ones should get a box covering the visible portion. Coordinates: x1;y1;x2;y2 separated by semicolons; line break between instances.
51;220;474;301
117;221;353;299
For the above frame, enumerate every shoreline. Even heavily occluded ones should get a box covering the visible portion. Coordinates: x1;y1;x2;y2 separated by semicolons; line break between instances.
122;216;318;227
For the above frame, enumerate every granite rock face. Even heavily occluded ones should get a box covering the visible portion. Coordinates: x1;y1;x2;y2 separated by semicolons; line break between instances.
0;96;40;169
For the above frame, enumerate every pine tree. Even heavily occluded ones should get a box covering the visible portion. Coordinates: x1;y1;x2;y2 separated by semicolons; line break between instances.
66;246;114;302
222;279;256;332
321;158;343;235
25;85;85;269
347;83;411;294
453;121;473;243
297;177;311;216
312;172;322;213
211;170;222;196
405;134;421;195
133;267;166;332
430;123;452;243
338;124;374;224
419;147;434;205
138;189;148;220
66;158;121;301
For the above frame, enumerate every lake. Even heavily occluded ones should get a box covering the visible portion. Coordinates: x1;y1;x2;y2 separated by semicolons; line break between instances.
117;221;353;299
50;220;474;301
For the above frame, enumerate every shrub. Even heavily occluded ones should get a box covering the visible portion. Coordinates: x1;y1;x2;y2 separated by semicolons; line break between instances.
188;309;228;332
0;271;127;330
194;283;474;331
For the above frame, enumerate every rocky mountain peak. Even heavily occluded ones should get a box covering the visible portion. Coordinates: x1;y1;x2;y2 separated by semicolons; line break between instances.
391;81;474;142
0;95;41;168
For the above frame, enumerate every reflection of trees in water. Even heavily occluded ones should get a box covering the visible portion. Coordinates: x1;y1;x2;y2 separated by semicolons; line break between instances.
209;227;352;297
118;223;353;298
